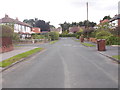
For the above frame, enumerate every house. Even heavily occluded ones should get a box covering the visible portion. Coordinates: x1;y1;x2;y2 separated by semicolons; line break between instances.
100;19;109;24
32;27;41;34
0;14;32;39
69;26;82;33
109;14;120;27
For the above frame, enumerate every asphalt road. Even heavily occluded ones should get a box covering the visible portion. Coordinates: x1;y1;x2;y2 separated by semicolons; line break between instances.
2;37;118;88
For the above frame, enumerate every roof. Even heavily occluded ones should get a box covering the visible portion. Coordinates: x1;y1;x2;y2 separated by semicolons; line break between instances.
109;14;120;22
69;26;80;32
0;15;32;27
100;19;109;23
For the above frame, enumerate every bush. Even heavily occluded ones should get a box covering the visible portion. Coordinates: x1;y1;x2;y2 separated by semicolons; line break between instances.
0;25;13;38
106;36;120;45
89;31;96;38
59;33;76;37
95;30;113;39
49;31;59;40
75;30;83;39
12;33;20;42
32;34;45;39
76;35;80;39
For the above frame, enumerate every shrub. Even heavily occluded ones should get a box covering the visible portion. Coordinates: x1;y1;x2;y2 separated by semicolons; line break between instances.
89;31;96;38
75;29;83;39
32;34;45;39
49;31;59;40
76;35;80;39
106;36;120;45
12;33;20;41
82;27;95;38
95;30;113;39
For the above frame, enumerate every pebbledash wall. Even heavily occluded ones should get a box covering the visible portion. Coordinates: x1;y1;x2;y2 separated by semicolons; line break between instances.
0;37;13;53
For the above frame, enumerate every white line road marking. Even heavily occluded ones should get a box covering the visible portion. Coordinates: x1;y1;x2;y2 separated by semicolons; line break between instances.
58;52;71;88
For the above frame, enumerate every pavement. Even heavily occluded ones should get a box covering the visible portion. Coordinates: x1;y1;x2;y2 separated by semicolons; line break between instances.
0;42;50;62
0;47;37;62
2;37;118;88
81;39;119;62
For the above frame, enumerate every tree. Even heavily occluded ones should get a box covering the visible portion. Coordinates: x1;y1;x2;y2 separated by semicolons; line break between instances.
35;20;50;32
23;18;51;32
59;21;96;33
23;19;35;27
59;22;70;31
103;15;111;20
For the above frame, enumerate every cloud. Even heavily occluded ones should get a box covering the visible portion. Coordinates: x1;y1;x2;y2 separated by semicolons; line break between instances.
0;0;119;27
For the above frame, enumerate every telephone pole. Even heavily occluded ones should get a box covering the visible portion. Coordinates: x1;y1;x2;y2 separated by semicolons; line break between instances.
87;2;88;22
86;2;89;38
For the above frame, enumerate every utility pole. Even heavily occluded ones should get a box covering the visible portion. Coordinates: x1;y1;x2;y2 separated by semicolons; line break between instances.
86;2;89;38
87;2;88;22
118;1;120;14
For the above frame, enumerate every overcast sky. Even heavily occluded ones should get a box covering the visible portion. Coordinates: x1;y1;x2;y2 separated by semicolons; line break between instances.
0;0;119;27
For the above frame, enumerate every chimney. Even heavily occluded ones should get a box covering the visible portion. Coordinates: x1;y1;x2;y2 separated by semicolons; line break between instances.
16;17;19;21
5;14;9;18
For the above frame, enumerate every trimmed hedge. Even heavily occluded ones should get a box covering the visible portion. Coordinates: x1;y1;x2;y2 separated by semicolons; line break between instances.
59;34;76;37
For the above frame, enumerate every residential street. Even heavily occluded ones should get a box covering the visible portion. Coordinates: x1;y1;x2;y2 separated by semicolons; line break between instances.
2;38;118;88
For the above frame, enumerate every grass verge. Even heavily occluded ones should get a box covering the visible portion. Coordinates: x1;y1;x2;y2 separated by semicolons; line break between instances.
112;55;120;60
0;48;43;67
81;43;95;47
50;40;58;44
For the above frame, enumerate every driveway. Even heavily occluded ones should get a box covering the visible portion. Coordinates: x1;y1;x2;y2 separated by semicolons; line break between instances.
2;37;118;88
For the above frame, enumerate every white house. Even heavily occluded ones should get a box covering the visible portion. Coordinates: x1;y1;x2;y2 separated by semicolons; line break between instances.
0;15;32;39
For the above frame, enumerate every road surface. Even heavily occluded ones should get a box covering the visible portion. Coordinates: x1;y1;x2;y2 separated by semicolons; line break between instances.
2;38;118;88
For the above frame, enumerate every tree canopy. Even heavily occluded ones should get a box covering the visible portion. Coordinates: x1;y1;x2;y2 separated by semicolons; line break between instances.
103;15;111;20
23;18;52;32
59;20;96;31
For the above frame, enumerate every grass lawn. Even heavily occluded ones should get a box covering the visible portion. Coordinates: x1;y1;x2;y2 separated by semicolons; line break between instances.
112;55;120;60
0;48;43;67
50;40;58;44
81;43;95;47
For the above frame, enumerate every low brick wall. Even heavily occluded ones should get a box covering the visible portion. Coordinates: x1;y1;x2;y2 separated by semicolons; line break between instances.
0;45;14;53
89;38;97;43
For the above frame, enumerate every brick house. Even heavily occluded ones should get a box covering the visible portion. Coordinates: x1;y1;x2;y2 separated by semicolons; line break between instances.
69;26;85;33
69;26;80;33
100;19;109;24
32;27;41;34
0;14;32;39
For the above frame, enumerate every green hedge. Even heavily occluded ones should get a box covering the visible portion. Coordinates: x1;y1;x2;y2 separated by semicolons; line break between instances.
59;33;76;37
106;36;120;45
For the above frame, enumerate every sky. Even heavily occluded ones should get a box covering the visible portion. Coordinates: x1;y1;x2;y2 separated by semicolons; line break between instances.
0;0;119;27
